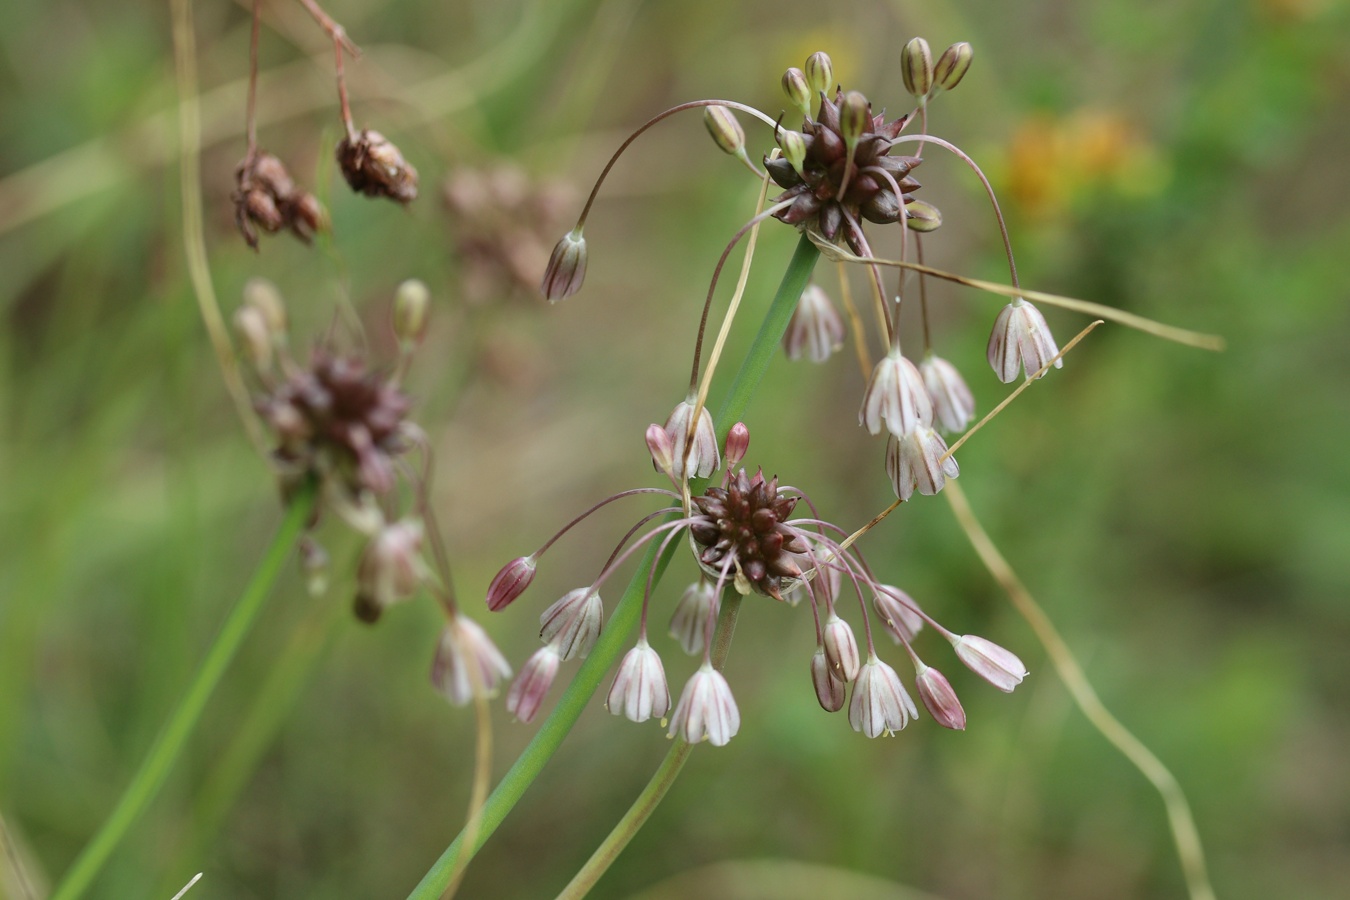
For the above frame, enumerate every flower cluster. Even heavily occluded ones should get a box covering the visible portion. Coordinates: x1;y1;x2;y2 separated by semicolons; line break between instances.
487;424;1026;745
234;278;509;705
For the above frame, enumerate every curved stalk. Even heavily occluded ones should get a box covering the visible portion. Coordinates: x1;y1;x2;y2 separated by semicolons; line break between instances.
50;481;317;900
404;236;820;899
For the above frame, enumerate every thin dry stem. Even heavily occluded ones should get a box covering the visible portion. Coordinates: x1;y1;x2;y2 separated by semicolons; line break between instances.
944;480;1216;900
814;240;1225;351
173;0;268;454
834;260;872;380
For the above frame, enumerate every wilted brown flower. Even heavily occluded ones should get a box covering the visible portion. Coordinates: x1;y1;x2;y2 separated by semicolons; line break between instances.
336;129;419;204
232;151;327;250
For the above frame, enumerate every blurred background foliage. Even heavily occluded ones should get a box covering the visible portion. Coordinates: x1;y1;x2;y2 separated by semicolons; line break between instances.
2;0;1348;897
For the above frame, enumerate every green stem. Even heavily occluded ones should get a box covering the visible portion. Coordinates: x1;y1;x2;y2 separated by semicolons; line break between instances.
406;235;819;899
556;594;744;900
50;482;317;900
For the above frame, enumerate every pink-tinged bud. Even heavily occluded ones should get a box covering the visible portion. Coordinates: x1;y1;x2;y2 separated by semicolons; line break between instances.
784;283;845;363
902;37;934;98
811;648;846;712
431;615;513;706
849;655;918;738
663;399;720;481
354;519;425;622
781;67;811;117
886;427;959;501
646;423;676;478
539;588;603;660
873;584;925;643
724;422;750;471
540;228;588;302
780;130;807;175
804;52;834;99
506;645;562;723
486;555;536;611
860;349;933;437
393;278;430;346
669;579;719;655
920;355;975;433
952;634;1028;692
822;614;862;681
703;106;745;156
668;662;740;746
933;42;973;92
840;91;871;144
915;663;966;730
606;638;670;723
987;299;1062;383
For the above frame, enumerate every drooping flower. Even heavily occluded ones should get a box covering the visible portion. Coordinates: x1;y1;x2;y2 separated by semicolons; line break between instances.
668;662;740;746
849;655;918;738
885;427;959;500
860;350;933;437
987;299;1061;383
431;615;513;706
921;355;976;433
607;638;670;723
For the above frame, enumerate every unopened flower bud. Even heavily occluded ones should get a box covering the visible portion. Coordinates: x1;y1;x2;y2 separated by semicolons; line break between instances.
663;399;720;481
393;278;430;345
952;634;1028;692
902;37;934;98
539;588;603;660
903;199;943;232
822;614;862;682
874;585;925;643
811;648;846;712
300;537;329;598
669;579;718;655
780;131;807;175
540;228;587;302
507;645;562;723
243;278;288;338
915;663;966;729
724;422;750;471
646;423;676;478
933;42;974;92
703;106;745;156
804;51;834;98
781;67;811;117
486;555;536;611
840;91;871;145
233;305;273;372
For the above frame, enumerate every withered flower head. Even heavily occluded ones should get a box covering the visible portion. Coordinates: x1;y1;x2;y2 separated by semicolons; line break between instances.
766;89;924;255
256;347;412;497
336;129;419;204
232;151;327;250
688;468;809;600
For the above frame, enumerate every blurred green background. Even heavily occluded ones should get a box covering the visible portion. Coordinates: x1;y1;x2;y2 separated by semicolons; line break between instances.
2;0;1348;897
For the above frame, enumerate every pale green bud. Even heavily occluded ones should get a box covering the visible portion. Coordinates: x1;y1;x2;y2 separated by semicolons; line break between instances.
934;42;974;92
903;200;943;232
804;51;834;98
840;91;870;144
902;37;934;98
703;106;745;156
781;67;811;118
393;278;430;345
780;131;807;174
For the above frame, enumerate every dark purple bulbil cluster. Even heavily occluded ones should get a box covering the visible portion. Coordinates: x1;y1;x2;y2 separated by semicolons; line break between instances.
689;469;809;601
767;94;922;254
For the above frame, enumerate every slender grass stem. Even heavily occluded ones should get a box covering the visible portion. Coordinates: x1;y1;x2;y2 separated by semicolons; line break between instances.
49;482;317;900
555;594;743;900
405;236;820;900
943;481;1215;900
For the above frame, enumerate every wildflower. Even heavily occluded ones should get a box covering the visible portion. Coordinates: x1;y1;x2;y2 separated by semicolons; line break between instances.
885;427;959;500
822;613;862;681
933;42;974;93
668;662;740;746
860;350;932;437
783;283;846;363
506;644;563;723
336;129;419;204
539;588;603;660
921;355;975;433
663;398;720;481
873;584;925;643
688;468;806;599
849;655;918;738
540;229;588;302
901;37;934;98
951;634;1028;692
987;299;1061;383
431;615;513;706
607;638;670;723
354;518;426;622
669;579;719;655
811;648;847;712
703;106;746;157
914;663;966;730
